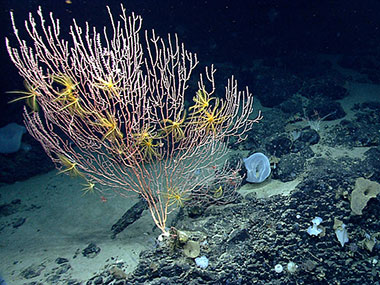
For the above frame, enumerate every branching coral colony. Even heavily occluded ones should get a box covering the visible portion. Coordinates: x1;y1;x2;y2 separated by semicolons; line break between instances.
6;4;262;237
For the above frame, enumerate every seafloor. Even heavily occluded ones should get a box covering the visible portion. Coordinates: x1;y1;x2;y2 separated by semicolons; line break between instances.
1;52;380;284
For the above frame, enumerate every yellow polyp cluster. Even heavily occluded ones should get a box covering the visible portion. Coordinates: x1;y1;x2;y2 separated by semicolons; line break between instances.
7;81;40;112
52;74;87;116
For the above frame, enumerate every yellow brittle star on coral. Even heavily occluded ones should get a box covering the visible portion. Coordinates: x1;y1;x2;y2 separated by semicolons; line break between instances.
139;137;162;161
7;81;40;112
81;180;96;196
57;154;84;177
94;75;122;97
133;126;155;143
133;127;162;161
192;98;228;134
161;111;187;141
93;111;123;141
165;187;190;208
212;185;223;199
189;88;215;115
52;74;78;98
51;74;87;116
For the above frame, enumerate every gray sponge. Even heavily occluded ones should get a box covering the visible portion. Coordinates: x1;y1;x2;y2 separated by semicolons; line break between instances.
0;123;26;154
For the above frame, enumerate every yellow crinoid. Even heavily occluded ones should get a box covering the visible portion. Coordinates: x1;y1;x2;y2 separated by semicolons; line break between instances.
212;185;223;199
189;88;215;115
57;154;84;177
192;98;228;134
161;110;187;141
93;111;123;141
51;74;87;116
7;81;40;112
165;186;190;208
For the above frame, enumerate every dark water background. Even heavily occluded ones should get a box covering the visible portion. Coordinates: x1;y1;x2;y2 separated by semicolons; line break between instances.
0;0;379;126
